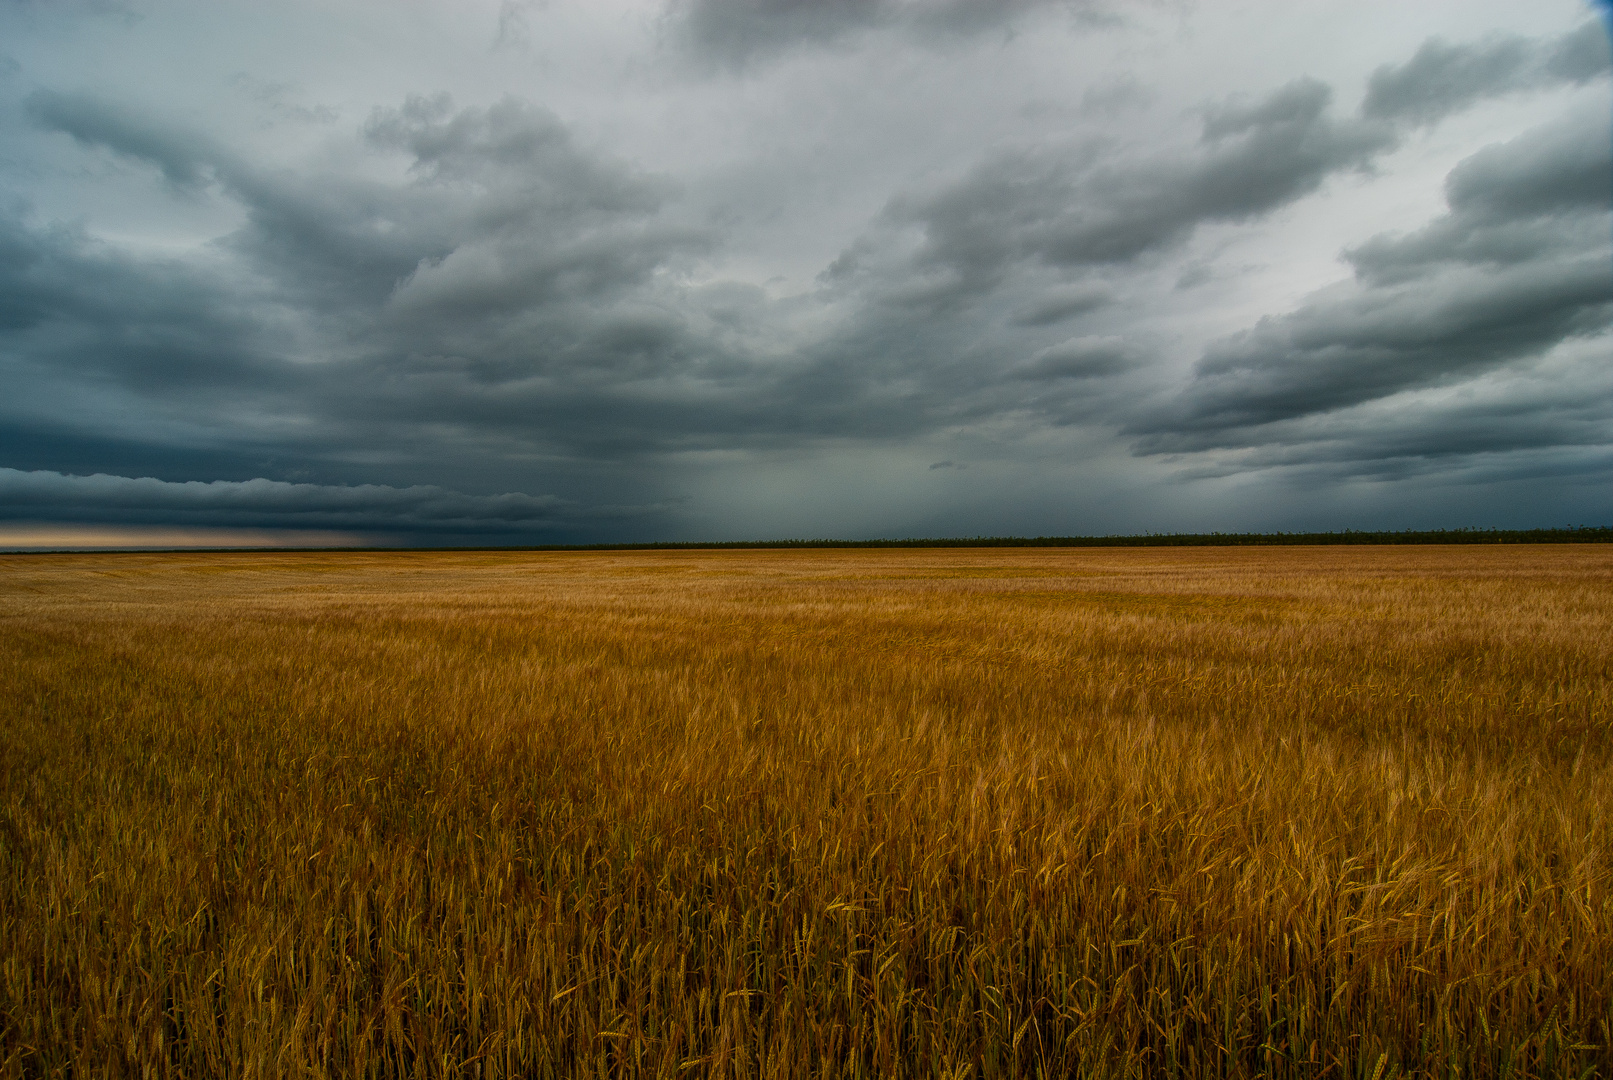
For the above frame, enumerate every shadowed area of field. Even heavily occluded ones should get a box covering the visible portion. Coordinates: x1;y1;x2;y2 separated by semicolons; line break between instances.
2;547;1610;1078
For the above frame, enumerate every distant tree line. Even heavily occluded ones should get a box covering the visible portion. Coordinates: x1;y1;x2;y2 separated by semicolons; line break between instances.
489;526;1613;552
22;526;1609;554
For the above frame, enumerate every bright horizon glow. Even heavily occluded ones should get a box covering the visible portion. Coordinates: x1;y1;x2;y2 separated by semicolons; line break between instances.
0;524;370;551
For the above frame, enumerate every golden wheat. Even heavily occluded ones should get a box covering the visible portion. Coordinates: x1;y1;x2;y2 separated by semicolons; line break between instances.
1;546;1609;1078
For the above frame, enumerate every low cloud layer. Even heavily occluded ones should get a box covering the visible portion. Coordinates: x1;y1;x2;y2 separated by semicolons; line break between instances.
0;468;661;534
0;2;1607;539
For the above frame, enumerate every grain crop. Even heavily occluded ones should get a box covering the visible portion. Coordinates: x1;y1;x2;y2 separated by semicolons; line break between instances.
1;546;1609;1078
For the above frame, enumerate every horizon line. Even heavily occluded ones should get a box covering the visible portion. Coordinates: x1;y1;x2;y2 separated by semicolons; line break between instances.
3;524;1610;554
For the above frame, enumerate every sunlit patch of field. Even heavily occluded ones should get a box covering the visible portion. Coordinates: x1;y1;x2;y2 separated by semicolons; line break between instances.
1;546;1609;1078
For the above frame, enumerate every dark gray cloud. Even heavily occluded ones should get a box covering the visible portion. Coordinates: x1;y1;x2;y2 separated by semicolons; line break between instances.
0;210;283;397
26;90;218;189
30;87;695;320
1137;259;1609;444
1158;366;1613;484
14;90;728;459
0;467;672;534
881;79;1394;300
1240;403;1613;476
27;90;456;316
1362;20;1609;126
1014;335;1132;380
1135;103;1612;459
668;0;1109;68
1010;284;1113;326
1349;109;1613;283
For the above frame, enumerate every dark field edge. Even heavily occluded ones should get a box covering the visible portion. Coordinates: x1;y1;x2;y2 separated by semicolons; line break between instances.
5;525;1612;554
363;525;1613;552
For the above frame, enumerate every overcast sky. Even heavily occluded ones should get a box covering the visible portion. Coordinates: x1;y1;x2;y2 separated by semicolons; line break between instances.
0;0;1608;544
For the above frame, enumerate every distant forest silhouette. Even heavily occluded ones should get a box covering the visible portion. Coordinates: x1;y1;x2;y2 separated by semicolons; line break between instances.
438;527;1613;552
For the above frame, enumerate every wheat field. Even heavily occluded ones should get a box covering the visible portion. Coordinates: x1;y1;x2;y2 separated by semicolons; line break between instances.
1;546;1609;1078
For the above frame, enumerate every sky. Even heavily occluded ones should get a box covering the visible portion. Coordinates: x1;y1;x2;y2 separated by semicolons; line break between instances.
0;0;1608;546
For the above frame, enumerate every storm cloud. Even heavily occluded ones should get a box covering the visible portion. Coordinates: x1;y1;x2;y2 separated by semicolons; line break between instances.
1362;20;1610;126
0;467;668;534
876;77;1396;299
0;1;1607;540
668;0;1110;68
1139;102;1612;462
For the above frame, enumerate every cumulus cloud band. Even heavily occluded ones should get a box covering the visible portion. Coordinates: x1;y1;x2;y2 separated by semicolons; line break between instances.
0;469;600;533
